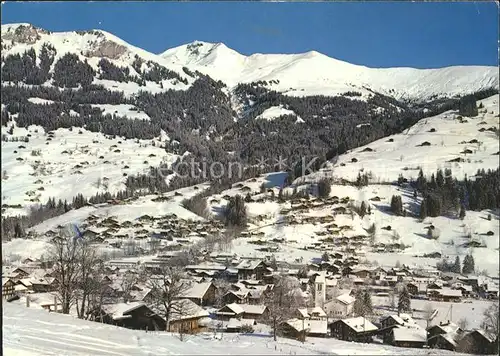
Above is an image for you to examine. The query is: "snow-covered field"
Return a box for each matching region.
[256,106,304,123]
[1,122,178,215]
[91,104,151,121]
[3,303,468,356]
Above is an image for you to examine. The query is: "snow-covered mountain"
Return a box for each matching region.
[1,23,193,96]
[2,23,498,101]
[161,40,499,101]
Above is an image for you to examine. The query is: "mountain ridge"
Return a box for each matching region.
[2,22,498,101]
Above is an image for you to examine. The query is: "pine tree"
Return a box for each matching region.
[398,287,411,315]
[417,169,426,191]
[359,201,367,218]
[459,204,466,220]
[317,178,331,198]
[353,289,366,316]
[462,255,475,274]
[452,256,461,273]
[363,291,373,315]
[436,169,445,188]
[419,199,428,220]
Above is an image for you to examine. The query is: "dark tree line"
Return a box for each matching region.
[224,195,247,227]
[417,168,500,218]
[1,44,55,84]
[53,53,96,88]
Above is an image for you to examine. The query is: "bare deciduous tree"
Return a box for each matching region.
[423,303,435,328]
[266,275,305,341]
[49,235,81,314]
[120,272,139,303]
[75,241,106,319]
[457,317,469,331]
[146,265,190,332]
[480,302,499,336]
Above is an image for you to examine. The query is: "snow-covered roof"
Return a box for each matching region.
[235,260,264,270]
[341,316,378,333]
[221,303,267,316]
[392,327,426,342]
[185,263,226,271]
[438,288,462,297]
[180,281,213,299]
[101,302,146,320]
[286,318,328,334]
[170,299,210,321]
[336,293,355,305]
[297,307,327,319]
[227,318,255,329]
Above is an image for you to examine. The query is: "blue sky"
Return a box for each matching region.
[1,1,498,68]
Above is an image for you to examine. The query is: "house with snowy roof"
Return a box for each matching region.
[457,329,498,355]
[168,299,211,334]
[379,313,426,348]
[323,292,355,319]
[215,303,269,322]
[426,321,464,351]
[178,281,216,306]
[97,301,165,331]
[330,316,378,343]
[282,318,328,340]
[235,259,268,280]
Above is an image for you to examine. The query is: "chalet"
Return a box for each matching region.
[324,293,355,319]
[389,327,426,348]
[168,299,211,334]
[15,279,34,293]
[215,303,269,322]
[2,278,16,299]
[282,318,328,340]
[428,288,462,302]
[407,282,428,296]
[457,329,498,355]
[179,281,216,306]
[235,260,268,280]
[352,267,374,279]
[9,267,30,280]
[454,284,473,297]
[427,321,463,351]
[97,302,165,331]
[225,318,256,333]
[223,290,248,304]
[330,316,378,343]
[30,277,58,293]
[302,306,329,320]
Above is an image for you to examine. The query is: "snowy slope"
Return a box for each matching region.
[1,123,178,215]
[255,105,304,123]
[161,41,498,100]
[297,94,500,184]
[3,303,466,356]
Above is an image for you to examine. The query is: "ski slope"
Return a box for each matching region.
[3,303,467,356]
